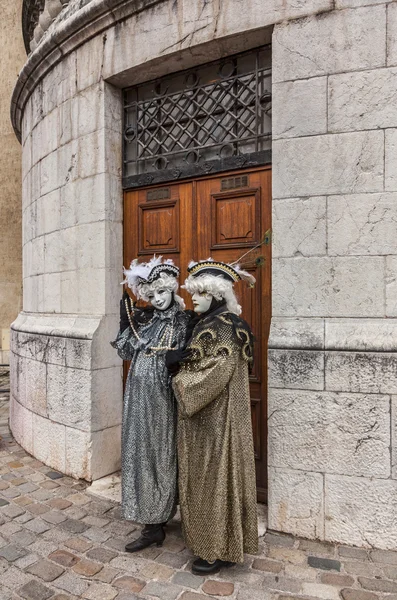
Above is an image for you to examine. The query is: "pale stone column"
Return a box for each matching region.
[269,3,397,549]
[10,47,124,480]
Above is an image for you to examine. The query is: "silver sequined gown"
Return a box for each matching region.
[111,304,189,524]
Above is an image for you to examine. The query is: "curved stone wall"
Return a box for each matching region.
[10,0,397,549]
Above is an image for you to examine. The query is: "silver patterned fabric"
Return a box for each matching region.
[111,303,189,524]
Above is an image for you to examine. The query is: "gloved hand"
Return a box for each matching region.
[165,347,192,375]
[119,291,133,332]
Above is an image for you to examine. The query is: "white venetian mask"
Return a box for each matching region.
[191,291,213,314]
[147,288,173,311]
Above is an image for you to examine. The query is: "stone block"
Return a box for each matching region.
[269,318,324,350]
[273,131,384,198]
[114,576,146,592]
[76,35,106,92]
[10,350,26,405]
[172,571,204,589]
[72,86,103,138]
[41,273,61,313]
[36,189,61,237]
[73,558,103,576]
[388,3,397,67]
[26,558,65,581]
[340,590,377,600]
[328,192,397,257]
[385,129,397,191]
[18,580,54,600]
[104,83,122,134]
[268,389,390,477]
[141,581,181,600]
[273,197,326,258]
[22,133,32,180]
[61,268,107,314]
[92,367,122,431]
[93,315,122,370]
[77,130,106,179]
[301,583,340,600]
[321,573,354,587]
[273,6,386,83]
[268,467,324,539]
[307,556,341,571]
[57,139,78,185]
[338,0,392,4]
[82,583,118,600]
[47,364,91,431]
[64,337,92,370]
[329,67,397,133]
[269,349,324,390]
[69,449,94,489]
[40,151,59,196]
[273,256,384,318]
[273,77,327,139]
[22,99,33,144]
[58,99,73,146]
[202,580,234,596]
[25,358,47,416]
[32,109,58,165]
[53,571,89,596]
[91,425,121,480]
[325,474,397,549]
[386,256,397,317]
[32,413,66,474]
[55,52,78,106]
[393,396,397,479]
[325,318,397,352]
[325,351,397,394]
[30,235,45,277]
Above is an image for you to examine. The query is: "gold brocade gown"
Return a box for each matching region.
[173,309,258,564]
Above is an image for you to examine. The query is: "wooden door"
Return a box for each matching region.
[124,167,271,501]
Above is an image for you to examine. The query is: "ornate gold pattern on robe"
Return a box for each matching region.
[173,311,258,563]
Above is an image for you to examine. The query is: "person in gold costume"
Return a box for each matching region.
[169,259,258,576]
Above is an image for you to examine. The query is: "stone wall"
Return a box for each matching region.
[269,3,397,550]
[9,0,397,548]
[0,0,25,363]
[11,72,123,479]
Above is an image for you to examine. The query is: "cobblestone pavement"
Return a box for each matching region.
[1,385,397,600]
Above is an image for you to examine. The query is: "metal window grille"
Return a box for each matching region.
[123,47,271,188]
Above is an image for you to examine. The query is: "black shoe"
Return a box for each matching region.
[191,557,236,575]
[125,523,165,553]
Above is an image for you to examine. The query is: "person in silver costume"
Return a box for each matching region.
[111,256,191,552]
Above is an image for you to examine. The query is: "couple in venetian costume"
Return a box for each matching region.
[111,255,258,575]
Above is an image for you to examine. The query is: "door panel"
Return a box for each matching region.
[195,169,271,500]
[124,167,271,501]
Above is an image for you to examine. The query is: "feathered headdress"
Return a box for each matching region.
[123,255,180,297]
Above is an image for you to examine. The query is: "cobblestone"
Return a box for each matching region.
[26,558,65,581]
[1,392,397,600]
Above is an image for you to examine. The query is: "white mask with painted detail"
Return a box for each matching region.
[147,289,173,311]
[192,291,213,314]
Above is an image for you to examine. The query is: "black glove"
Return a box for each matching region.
[165,347,192,375]
[119,291,133,332]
